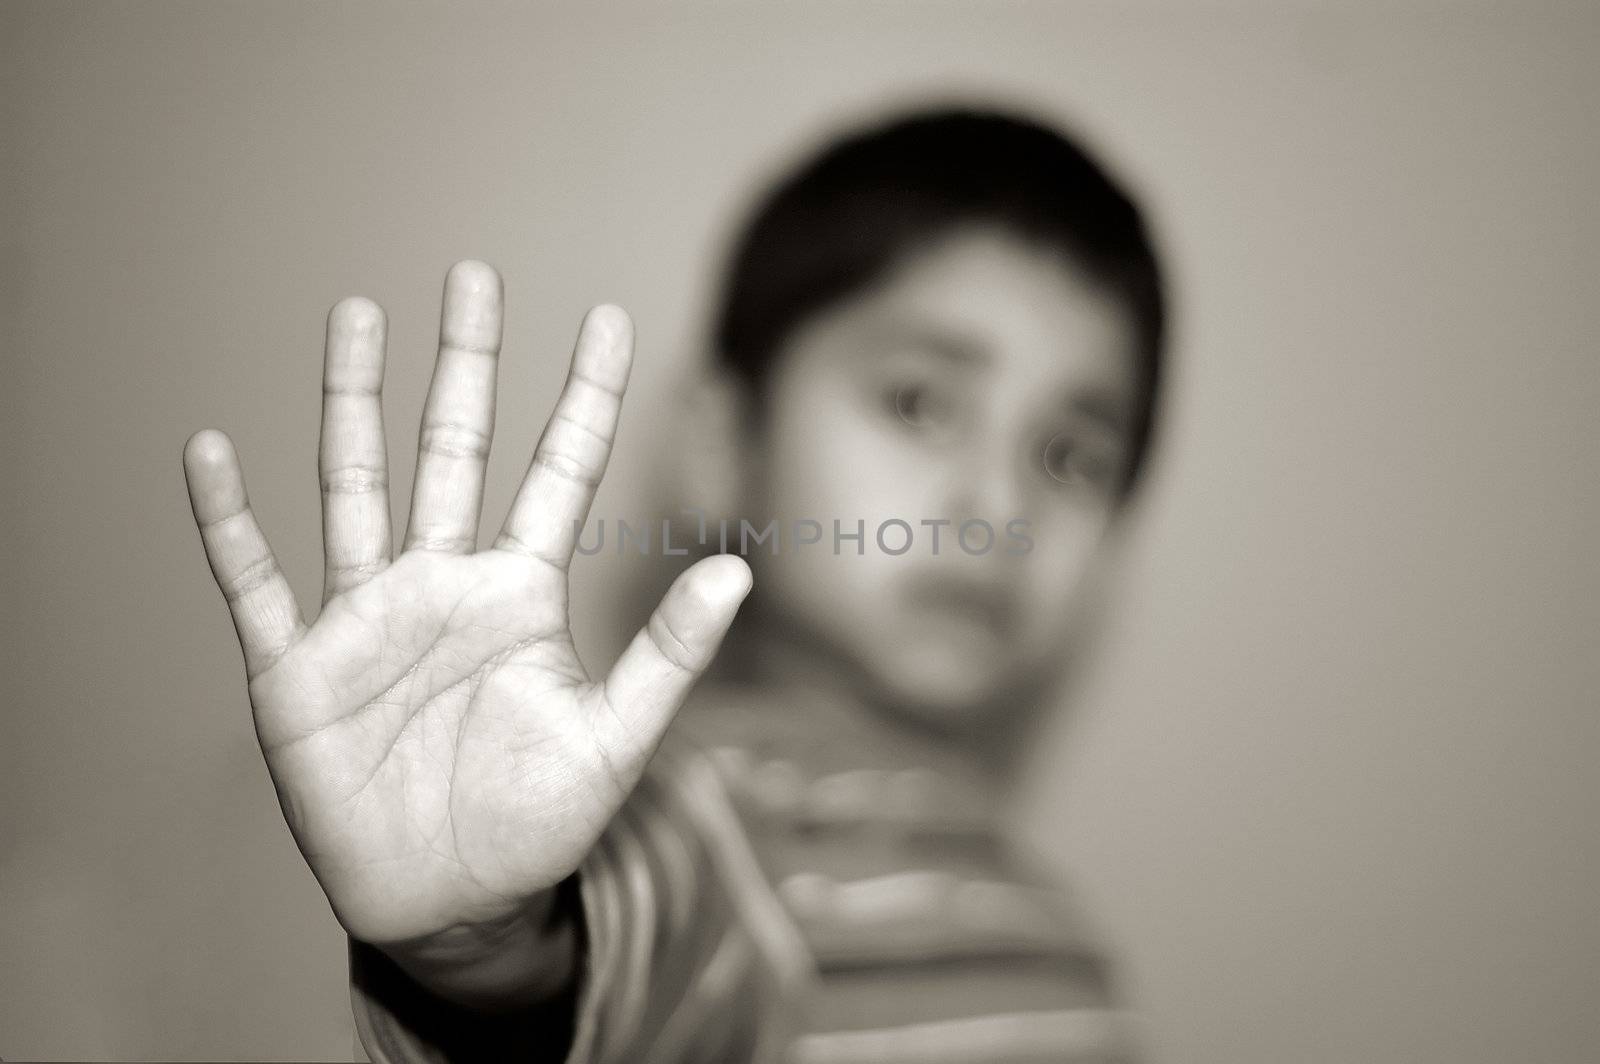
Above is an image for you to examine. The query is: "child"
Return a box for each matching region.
[183,106,1165,1063]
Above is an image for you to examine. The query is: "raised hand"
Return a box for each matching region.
[183,262,749,999]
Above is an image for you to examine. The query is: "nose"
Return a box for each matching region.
[942,433,1027,533]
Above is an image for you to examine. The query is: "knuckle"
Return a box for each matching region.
[320,464,388,495]
[440,335,502,358]
[322,381,382,397]
[569,366,625,402]
[647,611,701,674]
[550,408,610,449]
[420,421,492,460]
[221,554,280,603]
[408,531,475,553]
[532,449,600,488]
[325,558,384,580]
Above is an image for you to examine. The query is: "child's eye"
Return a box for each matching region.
[1042,431,1117,492]
[889,383,958,435]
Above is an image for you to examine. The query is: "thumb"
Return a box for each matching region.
[593,554,751,756]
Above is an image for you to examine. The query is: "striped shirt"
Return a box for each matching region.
[349,684,1140,1063]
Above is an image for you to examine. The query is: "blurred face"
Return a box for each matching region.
[736,225,1141,730]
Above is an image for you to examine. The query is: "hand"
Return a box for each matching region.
[183,261,750,1001]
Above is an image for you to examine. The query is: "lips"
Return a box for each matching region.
[899,573,1019,638]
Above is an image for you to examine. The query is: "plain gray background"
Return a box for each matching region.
[2,2,1596,1061]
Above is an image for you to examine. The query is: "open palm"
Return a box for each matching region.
[183,261,749,952]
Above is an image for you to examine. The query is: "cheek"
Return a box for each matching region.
[757,382,937,529]
[746,386,938,635]
[1011,507,1111,647]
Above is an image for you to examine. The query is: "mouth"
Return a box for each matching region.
[900,575,1018,640]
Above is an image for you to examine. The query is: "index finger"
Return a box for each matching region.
[493,304,632,569]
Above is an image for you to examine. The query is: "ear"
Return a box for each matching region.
[667,366,755,526]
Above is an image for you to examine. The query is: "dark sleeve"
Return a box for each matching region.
[347,738,814,1064]
[347,874,582,1063]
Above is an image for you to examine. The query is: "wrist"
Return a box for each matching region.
[373,883,580,1013]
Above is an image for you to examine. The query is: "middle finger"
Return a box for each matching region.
[403,259,504,554]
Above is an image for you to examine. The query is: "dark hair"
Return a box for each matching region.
[711,105,1167,495]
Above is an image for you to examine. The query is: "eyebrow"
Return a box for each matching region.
[872,321,992,366]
